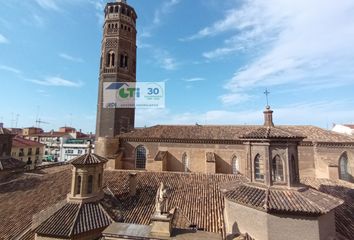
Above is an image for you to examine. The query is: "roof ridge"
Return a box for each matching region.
[69,203,82,237]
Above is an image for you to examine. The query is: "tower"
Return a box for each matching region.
[96,0,137,139]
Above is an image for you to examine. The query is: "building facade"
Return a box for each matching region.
[11,136,45,169]
[60,138,94,162]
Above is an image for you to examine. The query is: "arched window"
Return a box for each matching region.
[87,175,93,194]
[182,153,189,172]
[135,145,147,169]
[339,153,350,181]
[254,154,264,180]
[272,155,284,182]
[232,155,239,174]
[115,6,118,13]
[109,7,113,13]
[291,155,298,182]
[76,176,81,195]
[120,54,128,68]
[107,51,115,68]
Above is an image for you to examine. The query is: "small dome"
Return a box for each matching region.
[70,153,108,166]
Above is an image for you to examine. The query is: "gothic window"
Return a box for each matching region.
[232,155,239,174]
[87,175,93,194]
[339,153,351,181]
[291,155,298,182]
[107,51,115,68]
[272,155,284,182]
[120,54,128,68]
[115,23,118,29]
[76,176,81,194]
[182,153,189,172]
[122,8,126,15]
[115,6,118,13]
[254,154,264,180]
[135,145,147,169]
[109,7,113,13]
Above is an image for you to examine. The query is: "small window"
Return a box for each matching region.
[272,155,284,182]
[232,155,239,174]
[254,154,264,180]
[87,175,93,194]
[98,173,102,188]
[339,153,351,181]
[182,153,189,172]
[109,7,113,13]
[76,176,81,194]
[135,145,147,169]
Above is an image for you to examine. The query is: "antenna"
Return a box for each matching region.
[35,118,49,128]
[15,114,19,128]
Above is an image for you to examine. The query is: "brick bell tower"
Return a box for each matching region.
[95,0,137,158]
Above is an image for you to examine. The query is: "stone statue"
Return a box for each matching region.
[155,182,169,215]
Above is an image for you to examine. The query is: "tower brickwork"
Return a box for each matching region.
[96,0,137,139]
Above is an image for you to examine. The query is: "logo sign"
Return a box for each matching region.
[103,82,165,109]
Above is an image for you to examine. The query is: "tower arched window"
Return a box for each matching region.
[272,155,284,182]
[182,153,189,172]
[76,176,81,195]
[232,155,239,174]
[120,53,128,68]
[254,154,264,180]
[87,175,93,194]
[339,153,351,181]
[109,7,113,13]
[115,6,118,13]
[107,51,115,68]
[291,155,298,182]
[135,145,147,169]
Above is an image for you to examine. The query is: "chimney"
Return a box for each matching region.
[263,106,274,127]
[129,172,137,196]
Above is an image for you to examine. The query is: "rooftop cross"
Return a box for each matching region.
[264,89,270,107]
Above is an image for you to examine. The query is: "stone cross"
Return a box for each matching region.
[264,89,270,107]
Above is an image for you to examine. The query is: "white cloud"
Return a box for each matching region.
[154,0,181,25]
[183,77,205,82]
[0,65,21,74]
[187,0,354,105]
[0,34,9,44]
[35,0,60,10]
[153,49,179,70]
[27,77,83,87]
[136,101,354,128]
[219,92,252,105]
[59,53,84,63]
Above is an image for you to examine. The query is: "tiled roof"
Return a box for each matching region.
[27,132,69,137]
[0,127,12,135]
[1,166,354,240]
[225,183,343,215]
[0,157,26,171]
[70,153,108,166]
[239,127,304,139]
[119,125,354,143]
[36,203,112,237]
[12,136,45,148]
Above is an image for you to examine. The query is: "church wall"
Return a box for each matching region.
[298,145,316,178]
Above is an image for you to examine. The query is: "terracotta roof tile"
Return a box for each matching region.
[0,157,26,171]
[12,136,45,148]
[70,153,108,166]
[239,127,304,139]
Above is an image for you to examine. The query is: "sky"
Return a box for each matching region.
[0,0,354,133]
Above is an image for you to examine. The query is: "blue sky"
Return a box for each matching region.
[0,0,354,133]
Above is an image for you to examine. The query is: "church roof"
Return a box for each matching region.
[36,202,112,237]
[119,125,354,144]
[224,183,343,216]
[239,126,305,140]
[70,153,108,166]
[1,165,354,240]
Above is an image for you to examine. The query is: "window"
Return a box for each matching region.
[339,153,351,181]
[19,148,24,157]
[291,155,298,182]
[232,155,239,174]
[76,176,81,195]
[182,153,189,172]
[120,54,128,68]
[254,154,264,180]
[87,175,93,194]
[98,173,102,188]
[35,148,40,155]
[106,51,115,68]
[78,150,83,155]
[28,148,32,156]
[135,145,147,169]
[272,155,284,182]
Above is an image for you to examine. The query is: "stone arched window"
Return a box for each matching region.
[120,53,128,68]
[232,155,239,174]
[106,51,115,68]
[254,154,264,180]
[87,175,93,194]
[291,155,298,182]
[272,155,284,182]
[339,152,351,181]
[135,145,147,169]
[76,176,81,195]
[182,153,189,172]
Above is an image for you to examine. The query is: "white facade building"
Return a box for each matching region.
[60,139,94,162]
[332,124,354,136]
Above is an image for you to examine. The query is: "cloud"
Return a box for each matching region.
[59,53,84,63]
[35,0,60,10]
[187,0,354,105]
[0,34,9,44]
[0,65,21,74]
[27,77,83,87]
[153,49,179,70]
[183,77,206,82]
[136,101,354,128]
[219,92,252,105]
[154,0,181,25]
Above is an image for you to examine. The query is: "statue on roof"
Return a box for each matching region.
[155,182,169,215]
